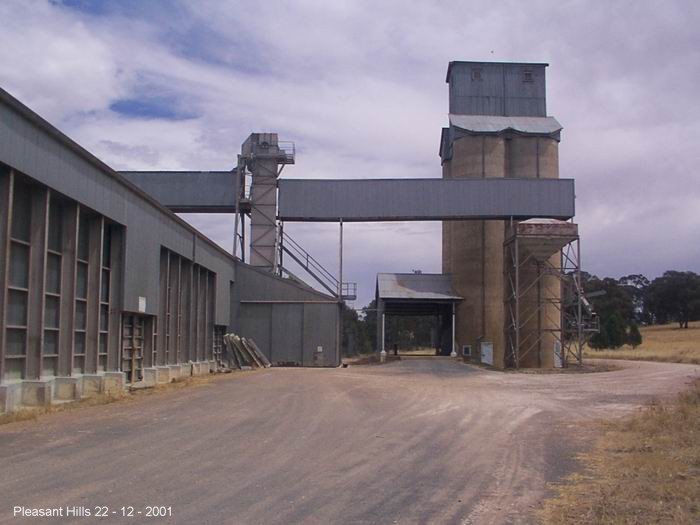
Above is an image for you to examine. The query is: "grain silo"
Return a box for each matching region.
[440,61,564,368]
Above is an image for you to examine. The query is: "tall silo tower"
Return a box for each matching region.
[439,61,563,368]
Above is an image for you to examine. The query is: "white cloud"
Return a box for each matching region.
[0,0,698,306]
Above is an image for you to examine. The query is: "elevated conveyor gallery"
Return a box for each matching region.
[121,173,576,222]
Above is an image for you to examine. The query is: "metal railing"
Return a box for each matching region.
[279,229,356,300]
[277,141,296,164]
[341,282,358,301]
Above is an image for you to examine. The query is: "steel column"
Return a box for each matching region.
[380,312,386,362]
[26,187,49,379]
[450,302,457,357]
[0,169,12,382]
[85,215,104,374]
[576,238,583,364]
[58,202,78,376]
[106,227,123,371]
[233,155,242,258]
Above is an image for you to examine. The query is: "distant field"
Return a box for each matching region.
[584,321,700,364]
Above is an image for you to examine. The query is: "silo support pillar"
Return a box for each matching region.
[380,313,386,363]
[450,303,457,357]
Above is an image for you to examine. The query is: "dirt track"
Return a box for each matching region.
[1,358,698,525]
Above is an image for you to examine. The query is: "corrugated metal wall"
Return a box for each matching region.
[447,62,547,117]
[232,263,340,367]
[278,178,575,221]
[120,171,239,212]
[0,90,235,324]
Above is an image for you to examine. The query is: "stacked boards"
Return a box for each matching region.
[222,334,272,370]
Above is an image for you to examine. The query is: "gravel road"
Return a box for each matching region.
[1,357,697,525]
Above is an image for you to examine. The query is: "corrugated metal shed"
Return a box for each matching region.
[377,273,462,301]
[278,178,575,221]
[449,114,562,136]
[232,262,340,367]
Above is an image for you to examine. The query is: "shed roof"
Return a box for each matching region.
[377,273,462,301]
[449,114,562,135]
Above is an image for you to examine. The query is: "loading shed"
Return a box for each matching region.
[376,273,462,357]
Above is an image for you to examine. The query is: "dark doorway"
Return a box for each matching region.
[376,273,462,357]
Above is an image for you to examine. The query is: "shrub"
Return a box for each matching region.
[627,321,642,348]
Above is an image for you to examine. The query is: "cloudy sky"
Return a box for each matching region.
[1,0,698,306]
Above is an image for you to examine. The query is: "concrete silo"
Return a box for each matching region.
[440,62,564,368]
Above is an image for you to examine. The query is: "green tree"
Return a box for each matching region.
[589,321,609,350]
[361,299,378,352]
[583,274,636,348]
[341,303,375,357]
[583,276,635,324]
[627,321,642,348]
[605,312,626,349]
[647,271,700,328]
[618,274,651,324]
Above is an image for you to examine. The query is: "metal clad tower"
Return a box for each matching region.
[240,133,294,272]
[440,61,563,368]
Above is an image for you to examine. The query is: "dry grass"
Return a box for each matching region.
[539,379,700,524]
[509,362,620,374]
[0,390,129,426]
[584,321,700,364]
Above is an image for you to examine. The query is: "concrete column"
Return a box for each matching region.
[441,161,452,276]
[508,137,539,178]
[540,138,561,368]
[482,138,506,368]
[57,203,78,377]
[26,187,49,380]
[448,136,505,367]
[0,169,12,383]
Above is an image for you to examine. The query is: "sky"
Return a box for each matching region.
[1,0,698,307]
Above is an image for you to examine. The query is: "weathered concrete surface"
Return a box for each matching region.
[0,358,698,525]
